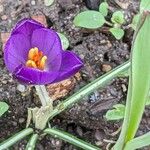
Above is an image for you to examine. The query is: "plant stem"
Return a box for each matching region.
[0,128,33,150]
[105,21,113,26]
[35,85,53,109]
[44,128,101,150]
[47,61,130,120]
[25,134,38,150]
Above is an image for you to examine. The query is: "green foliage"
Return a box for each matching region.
[124,132,150,150]
[0,101,9,117]
[114,12,150,149]
[140,0,150,12]
[73,11,105,29]
[57,33,69,50]
[130,14,140,30]
[44,0,54,6]
[109,27,124,39]
[44,128,101,150]
[99,2,109,17]
[111,11,125,25]
[105,104,125,121]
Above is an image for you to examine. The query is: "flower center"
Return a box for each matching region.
[26,47,47,70]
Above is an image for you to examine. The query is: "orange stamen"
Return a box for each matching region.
[26,47,47,70]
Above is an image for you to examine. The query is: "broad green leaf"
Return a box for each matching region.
[105,104,125,121]
[99,2,109,16]
[73,11,105,29]
[130,14,140,30]
[109,28,124,39]
[0,102,9,117]
[111,11,125,24]
[44,0,54,6]
[57,33,69,50]
[124,132,150,150]
[140,0,150,12]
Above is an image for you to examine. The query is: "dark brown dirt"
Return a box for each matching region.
[0,0,150,150]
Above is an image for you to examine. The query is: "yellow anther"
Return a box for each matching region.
[28,47,39,60]
[39,56,47,70]
[26,60,37,68]
[26,47,47,70]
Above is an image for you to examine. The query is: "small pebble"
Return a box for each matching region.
[19,118,25,123]
[76,126,83,137]
[0,5,4,13]
[31,0,36,5]
[1,15,7,20]
[102,64,112,72]
[17,84,26,92]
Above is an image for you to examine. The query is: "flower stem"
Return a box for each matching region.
[47,61,130,121]
[44,128,101,150]
[35,85,53,109]
[0,128,33,150]
[25,134,38,150]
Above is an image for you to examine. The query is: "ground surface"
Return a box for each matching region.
[0,0,150,149]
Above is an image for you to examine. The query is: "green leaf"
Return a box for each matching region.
[109,28,124,39]
[0,128,33,150]
[44,128,101,150]
[0,102,9,117]
[111,11,125,24]
[73,11,105,29]
[124,132,150,150]
[114,12,150,150]
[140,0,150,12]
[57,33,69,50]
[105,104,125,121]
[99,2,109,16]
[44,0,54,6]
[130,14,140,30]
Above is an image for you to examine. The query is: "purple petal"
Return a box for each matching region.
[4,33,30,73]
[14,65,59,85]
[31,28,62,71]
[11,18,44,39]
[53,51,83,83]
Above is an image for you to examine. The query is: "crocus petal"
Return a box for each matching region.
[53,51,83,83]
[14,65,59,85]
[4,33,30,73]
[11,18,44,39]
[31,28,62,71]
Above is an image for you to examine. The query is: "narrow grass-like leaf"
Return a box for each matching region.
[25,134,38,150]
[73,11,105,29]
[44,128,101,150]
[0,128,33,149]
[124,132,150,150]
[0,101,9,117]
[114,12,150,150]
[140,0,150,12]
[47,61,130,121]
[131,14,140,30]
[125,12,150,142]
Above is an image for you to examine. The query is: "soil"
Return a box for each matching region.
[0,0,150,150]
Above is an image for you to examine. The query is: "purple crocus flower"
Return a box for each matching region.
[4,19,83,85]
